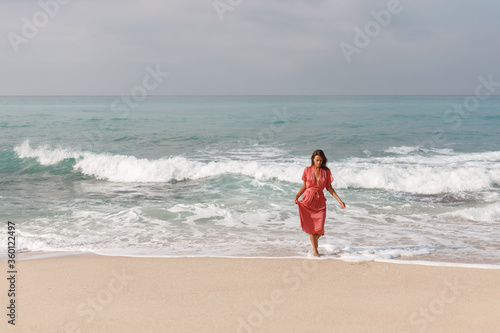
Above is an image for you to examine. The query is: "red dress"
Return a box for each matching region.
[298,166,334,235]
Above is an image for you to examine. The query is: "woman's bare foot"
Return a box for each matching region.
[313,250,320,257]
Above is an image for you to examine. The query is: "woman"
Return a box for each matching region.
[294,150,345,256]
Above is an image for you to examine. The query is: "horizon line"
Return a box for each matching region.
[1,93,498,97]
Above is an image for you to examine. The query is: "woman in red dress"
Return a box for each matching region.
[294,150,346,256]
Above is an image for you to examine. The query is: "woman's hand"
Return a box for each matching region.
[339,201,346,209]
[295,183,306,205]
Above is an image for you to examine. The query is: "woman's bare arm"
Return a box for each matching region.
[326,185,346,209]
[294,182,306,204]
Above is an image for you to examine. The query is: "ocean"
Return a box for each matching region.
[1,95,499,266]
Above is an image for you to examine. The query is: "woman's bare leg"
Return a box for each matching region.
[315,234,321,254]
[309,233,320,256]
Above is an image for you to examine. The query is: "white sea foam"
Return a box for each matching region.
[384,146,455,155]
[14,140,301,183]
[384,146,421,155]
[335,245,433,262]
[337,161,500,194]
[444,202,500,222]
[2,199,499,266]
[336,149,500,194]
[14,140,81,165]
[13,141,500,194]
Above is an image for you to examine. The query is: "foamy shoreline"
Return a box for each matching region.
[5,138,500,265]
[3,250,500,270]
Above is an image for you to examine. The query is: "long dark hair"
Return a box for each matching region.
[310,149,329,170]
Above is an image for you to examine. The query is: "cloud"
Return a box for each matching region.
[0,0,499,95]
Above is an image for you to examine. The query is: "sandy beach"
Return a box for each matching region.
[1,256,500,333]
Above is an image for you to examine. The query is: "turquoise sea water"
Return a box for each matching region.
[1,95,499,265]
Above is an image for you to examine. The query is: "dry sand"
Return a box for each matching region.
[1,256,500,332]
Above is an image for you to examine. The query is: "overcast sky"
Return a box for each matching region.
[1,0,499,95]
